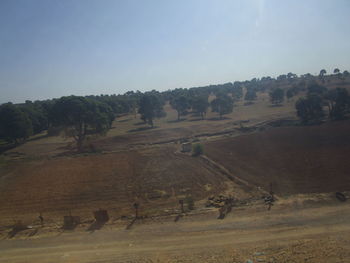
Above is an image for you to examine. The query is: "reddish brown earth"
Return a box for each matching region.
[0,146,250,225]
[205,120,350,195]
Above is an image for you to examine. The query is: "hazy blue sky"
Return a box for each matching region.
[1,0,350,103]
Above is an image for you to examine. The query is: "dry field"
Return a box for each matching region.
[0,145,256,226]
[205,119,350,195]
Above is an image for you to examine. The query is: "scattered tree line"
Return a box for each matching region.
[1,68,349,151]
[295,82,350,124]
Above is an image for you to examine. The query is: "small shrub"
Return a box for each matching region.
[185,195,195,210]
[192,143,204,156]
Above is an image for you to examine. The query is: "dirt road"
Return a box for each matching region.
[0,200,349,263]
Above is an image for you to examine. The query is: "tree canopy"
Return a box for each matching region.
[138,94,166,127]
[0,103,33,143]
[211,93,234,119]
[50,96,114,151]
[295,94,325,124]
[269,88,284,105]
[170,95,190,120]
[191,95,209,119]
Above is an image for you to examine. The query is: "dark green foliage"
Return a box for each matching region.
[319,69,327,83]
[231,82,243,99]
[0,103,33,143]
[269,88,284,105]
[50,96,113,151]
[138,94,166,127]
[211,93,233,119]
[307,82,327,96]
[192,143,204,156]
[19,100,49,134]
[244,88,257,101]
[286,88,294,100]
[319,69,327,76]
[191,95,209,119]
[295,94,325,124]
[170,95,190,120]
[324,88,350,120]
[287,72,298,81]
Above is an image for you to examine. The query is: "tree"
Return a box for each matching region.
[319,69,327,76]
[324,88,350,120]
[286,88,294,101]
[277,74,287,82]
[0,103,33,143]
[334,68,340,74]
[232,82,243,100]
[138,94,166,127]
[20,100,48,134]
[287,72,297,82]
[191,95,209,119]
[269,88,284,105]
[50,96,113,152]
[319,69,327,83]
[211,93,233,119]
[192,143,204,156]
[170,95,189,120]
[295,94,324,124]
[244,88,257,102]
[307,82,327,96]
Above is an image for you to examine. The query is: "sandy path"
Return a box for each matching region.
[0,201,349,262]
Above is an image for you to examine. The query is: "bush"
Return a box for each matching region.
[185,195,195,210]
[192,143,204,156]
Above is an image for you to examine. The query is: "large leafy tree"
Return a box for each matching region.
[191,95,209,120]
[211,93,233,119]
[170,95,190,121]
[50,96,113,151]
[286,88,295,101]
[324,88,350,120]
[269,88,284,105]
[138,94,165,127]
[19,100,48,134]
[0,103,33,143]
[295,94,324,124]
[244,88,257,102]
[319,69,327,83]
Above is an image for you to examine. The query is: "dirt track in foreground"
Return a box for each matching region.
[0,198,349,263]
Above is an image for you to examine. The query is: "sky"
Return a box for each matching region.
[0,0,350,103]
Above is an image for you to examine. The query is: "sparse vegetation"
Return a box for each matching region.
[192,143,204,156]
[185,195,195,211]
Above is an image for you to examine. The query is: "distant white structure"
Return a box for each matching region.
[182,142,192,152]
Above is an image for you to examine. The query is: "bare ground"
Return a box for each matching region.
[205,120,350,195]
[0,196,349,263]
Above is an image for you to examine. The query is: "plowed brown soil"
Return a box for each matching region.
[0,146,251,225]
[205,120,350,195]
